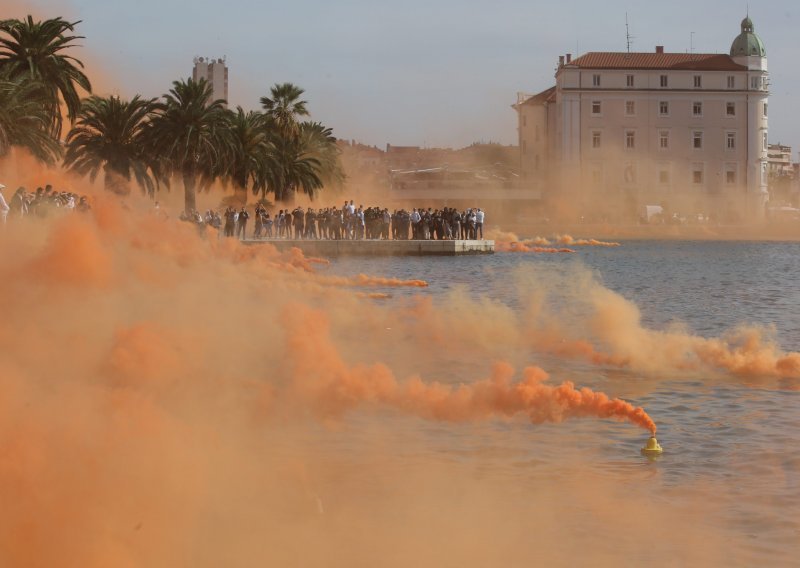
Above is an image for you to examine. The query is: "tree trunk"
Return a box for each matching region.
[104,166,130,196]
[233,184,248,206]
[233,169,248,206]
[182,170,197,213]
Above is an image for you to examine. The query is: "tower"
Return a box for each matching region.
[730,16,769,215]
[192,56,229,107]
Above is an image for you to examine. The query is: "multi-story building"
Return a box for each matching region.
[515,17,769,220]
[192,56,228,106]
[767,144,793,178]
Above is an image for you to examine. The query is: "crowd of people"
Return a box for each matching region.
[181,200,486,241]
[0,183,91,224]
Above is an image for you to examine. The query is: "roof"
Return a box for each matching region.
[520,86,556,106]
[730,17,766,57]
[566,52,747,71]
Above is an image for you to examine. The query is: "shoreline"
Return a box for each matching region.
[242,238,495,256]
[501,223,800,242]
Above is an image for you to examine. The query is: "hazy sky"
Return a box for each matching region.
[11,1,800,152]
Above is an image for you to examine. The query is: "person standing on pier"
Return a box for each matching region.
[237,207,249,240]
[292,207,305,239]
[306,208,317,239]
[475,208,484,239]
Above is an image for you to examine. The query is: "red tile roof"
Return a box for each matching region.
[567,52,747,71]
[520,86,556,106]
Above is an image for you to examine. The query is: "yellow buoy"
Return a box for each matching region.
[641,436,663,456]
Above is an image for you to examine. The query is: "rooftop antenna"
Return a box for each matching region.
[625,13,635,53]
[690,31,695,54]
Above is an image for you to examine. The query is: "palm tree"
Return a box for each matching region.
[263,130,324,202]
[0,16,92,137]
[298,121,345,190]
[0,69,62,163]
[260,82,308,138]
[141,78,233,213]
[63,94,158,196]
[226,106,278,205]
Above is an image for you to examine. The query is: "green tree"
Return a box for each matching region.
[226,106,277,205]
[0,16,92,137]
[142,78,233,213]
[258,83,345,202]
[260,82,308,138]
[298,121,345,190]
[264,130,323,202]
[63,94,157,196]
[0,69,61,163]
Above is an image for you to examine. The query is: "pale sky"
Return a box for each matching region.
[10,0,800,153]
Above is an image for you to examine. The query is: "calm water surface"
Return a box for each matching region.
[317,241,800,565]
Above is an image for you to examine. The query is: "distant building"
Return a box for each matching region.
[192,56,228,106]
[767,144,793,177]
[515,16,770,221]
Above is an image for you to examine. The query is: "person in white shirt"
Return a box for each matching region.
[410,208,421,239]
[0,184,9,225]
[475,208,484,239]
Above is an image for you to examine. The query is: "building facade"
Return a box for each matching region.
[192,56,229,106]
[515,17,769,221]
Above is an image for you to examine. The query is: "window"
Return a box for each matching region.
[726,102,736,116]
[694,75,702,88]
[522,140,527,154]
[592,74,601,87]
[726,132,736,150]
[626,74,634,87]
[693,131,703,149]
[660,75,668,87]
[751,76,760,90]
[692,164,704,184]
[763,102,768,117]
[591,101,601,115]
[659,131,669,149]
[725,164,737,184]
[625,100,636,115]
[693,102,703,116]
[659,170,670,184]
[625,131,635,149]
[659,101,669,116]
[727,76,735,89]
[623,163,636,183]
[763,132,768,151]
[592,131,601,148]
[522,115,527,127]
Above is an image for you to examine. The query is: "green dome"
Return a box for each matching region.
[730,16,766,57]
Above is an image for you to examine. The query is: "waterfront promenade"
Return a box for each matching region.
[242,238,494,256]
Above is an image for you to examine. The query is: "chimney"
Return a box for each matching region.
[559,55,565,67]
[566,53,572,63]
[655,45,664,54]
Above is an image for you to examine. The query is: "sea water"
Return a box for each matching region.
[312,240,800,566]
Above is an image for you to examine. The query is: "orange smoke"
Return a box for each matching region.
[531,276,800,383]
[555,235,621,247]
[356,292,393,299]
[26,214,113,288]
[496,240,575,253]
[282,304,656,433]
[320,274,429,288]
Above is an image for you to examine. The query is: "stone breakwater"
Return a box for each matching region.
[242,239,495,256]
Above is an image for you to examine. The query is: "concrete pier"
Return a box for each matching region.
[241,239,494,256]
